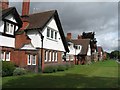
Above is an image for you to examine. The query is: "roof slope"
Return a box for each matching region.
[23,10,69,52]
[1,7,22,27]
[71,39,90,55]
[26,10,55,30]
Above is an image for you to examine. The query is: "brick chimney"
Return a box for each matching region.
[77,35,82,39]
[22,0,30,16]
[0,0,9,10]
[67,33,72,40]
[21,0,30,30]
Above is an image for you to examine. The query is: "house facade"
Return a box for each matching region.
[0,0,69,72]
[66,33,92,65]
[16,0,69,71]
[0,1,22,63]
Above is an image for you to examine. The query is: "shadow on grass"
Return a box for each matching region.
[2,73,119,89]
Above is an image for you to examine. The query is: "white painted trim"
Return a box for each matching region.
[49,51,51,62]
[27,55,31,65]
[55,52,57,62]
[45,51,48,62]
[6,52,10,61]
[52,52,54,62]
[1,51,5,61]
[32,55,36,65]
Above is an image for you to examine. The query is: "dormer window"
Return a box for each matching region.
[5,22,14,35]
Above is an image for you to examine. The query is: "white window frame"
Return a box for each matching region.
[52,52,54,62]
[45,51,48,62]
[1,51,5,61]
[66,54,69,61]
[49,51,51,62]
[62,52,65,61]
[32,55,36,65]
[55,52,57,62]
[6,22,14,35]
[27,55,31,65]
[55,32,57,40]
[70,55,74,61]
[47,28,50,37]
[6,51,10,61]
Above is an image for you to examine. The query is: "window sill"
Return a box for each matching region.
[47,37,58,42]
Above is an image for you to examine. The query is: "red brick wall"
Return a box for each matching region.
[15,32,31,49]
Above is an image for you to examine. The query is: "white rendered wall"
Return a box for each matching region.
[0,21,4,33]
[0,14,18,47]
[5,14,17,24]
[27,30,42,48]
[0,35,15,47]
[27,18,66,52]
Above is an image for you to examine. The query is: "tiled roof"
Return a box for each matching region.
[71,39,90,55]
[25,10,55,30]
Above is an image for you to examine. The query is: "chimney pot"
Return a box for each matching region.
[77,35,81,39]
[67,33,72,40]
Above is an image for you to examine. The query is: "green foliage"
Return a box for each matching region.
[110,50,120,59]
[2,60,118,88]
[43,63,74,73]
[13,68,27,76]
[57,64,67,71]
[2,61,15,77]
[43,65,56,73]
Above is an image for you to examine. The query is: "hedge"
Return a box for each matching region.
[2,61,15,77]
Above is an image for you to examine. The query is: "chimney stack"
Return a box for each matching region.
[0,0,9,10]
[67,33,72,40]
[21,0,30,30]
[77,35,82,39]
[22,0,30,16]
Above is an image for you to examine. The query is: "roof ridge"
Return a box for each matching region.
[28,10,56,16]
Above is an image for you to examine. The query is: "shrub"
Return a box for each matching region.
[57,64,66,71]
[13,68,27,76]
[2,61,15,77]
[43,65,55,73]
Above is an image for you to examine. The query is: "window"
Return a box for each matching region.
[51,30,54,38]
[27,55,31,65]
[55,52,57,62]
[47,28,50,37]
[27,55,36,65]
[52,52,54,62]
[6,51,10,61]
[45,51,48,62]
[6,22,14,35]
[47,27,57,41]
[55,32,57,39]
[49,51,51,62]
[32,55,36,65]
[66,54,69,61]
[70,55,74,61]
[10,24,14,33]
[0,51,5,61]
[62,52,65,61]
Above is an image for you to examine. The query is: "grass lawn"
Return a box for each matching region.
[2,59,119,88]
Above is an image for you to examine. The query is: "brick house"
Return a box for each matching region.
[66,33,92,65]
[0,0,69,72]
[97,46,107,61]
[17,0,69,72]
[0,1,23,63]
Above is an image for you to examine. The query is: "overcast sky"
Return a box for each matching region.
[9,1,119,53]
